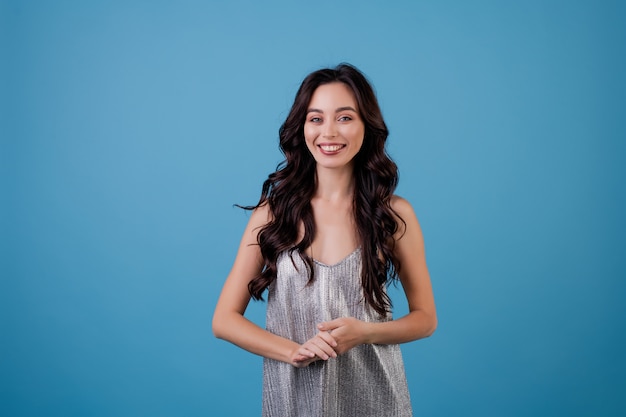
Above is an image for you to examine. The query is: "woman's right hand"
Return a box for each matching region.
[291,331,338,368]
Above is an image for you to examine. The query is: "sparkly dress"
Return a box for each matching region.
[262,248,413,417]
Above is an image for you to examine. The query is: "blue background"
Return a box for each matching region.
[2,1,625,416]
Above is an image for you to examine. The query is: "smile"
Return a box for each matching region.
[319,144,345,153]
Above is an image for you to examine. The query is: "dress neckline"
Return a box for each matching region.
[311,247,361,268]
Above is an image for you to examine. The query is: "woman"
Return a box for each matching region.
[213,63,436,417]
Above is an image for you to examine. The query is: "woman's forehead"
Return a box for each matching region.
[308,83,358,111]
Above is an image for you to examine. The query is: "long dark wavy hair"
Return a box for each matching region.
[243,63,403,316]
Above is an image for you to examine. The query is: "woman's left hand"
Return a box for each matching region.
[316,317,372,355]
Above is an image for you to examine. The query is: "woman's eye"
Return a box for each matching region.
[310,117,322,123]
[338,116,352,122]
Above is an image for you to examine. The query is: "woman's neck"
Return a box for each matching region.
[313,165,355,201]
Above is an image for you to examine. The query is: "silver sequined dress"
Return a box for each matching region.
[262,248,413,417]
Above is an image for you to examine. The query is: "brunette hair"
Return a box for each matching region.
[243,63,403,316]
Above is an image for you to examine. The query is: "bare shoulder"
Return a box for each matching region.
[390,195,421,237]
[248,203,273,228]
[239,203,273,247]
[390,195,417,219]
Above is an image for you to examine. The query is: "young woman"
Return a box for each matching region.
[213,64,437,417]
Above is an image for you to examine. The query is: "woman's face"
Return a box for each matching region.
[303,82,365,170]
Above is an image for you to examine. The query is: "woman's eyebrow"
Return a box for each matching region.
[306,106,357,114]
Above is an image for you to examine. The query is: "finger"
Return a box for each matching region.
[316,330,338,347]
[296,345,316,359]
[310,336,338,358]
[318,319,342,332]
[292,357,315,368]
[302,344,328,360]
[304,338,335,360]
[304,341,331,360]
[294,352,313,362]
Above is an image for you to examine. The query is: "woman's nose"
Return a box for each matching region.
[323,122,338,138]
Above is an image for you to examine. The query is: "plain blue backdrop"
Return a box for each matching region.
[2,1,625,416]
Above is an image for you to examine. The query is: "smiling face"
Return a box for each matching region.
[303,82,365,170]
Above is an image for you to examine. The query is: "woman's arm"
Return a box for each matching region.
[212,205,338,366]
[318,196,437,351]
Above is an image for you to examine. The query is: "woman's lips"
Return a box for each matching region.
[318,144,346,155]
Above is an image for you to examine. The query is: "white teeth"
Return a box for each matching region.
[320,145,343,152]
